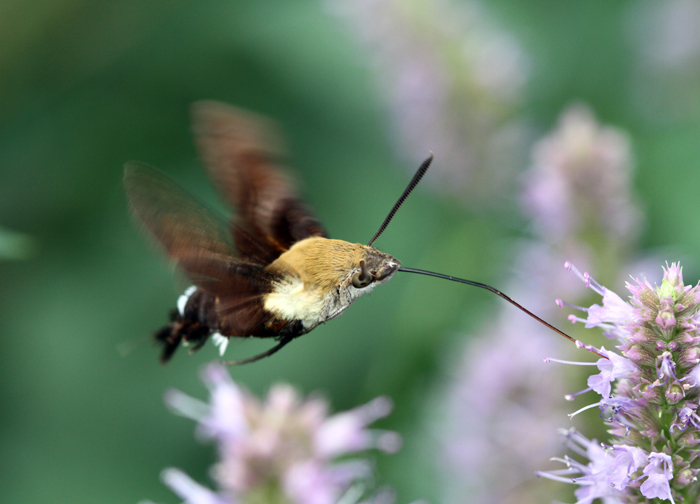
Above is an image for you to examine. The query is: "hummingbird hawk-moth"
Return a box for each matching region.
[125,102,414,364]
[125,101,601,365]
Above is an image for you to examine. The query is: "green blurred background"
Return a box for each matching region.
[2,1,700,503]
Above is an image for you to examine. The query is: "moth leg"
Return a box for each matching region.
[221,334,294,365]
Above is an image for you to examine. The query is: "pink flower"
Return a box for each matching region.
[587,349,639,399]
[159,364,399,504]
[586,290,634,329]
[607,445,648,490]
[537,430,629,503]
[640,453,675,503]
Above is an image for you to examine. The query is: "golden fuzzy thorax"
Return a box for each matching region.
[263,237,399,330]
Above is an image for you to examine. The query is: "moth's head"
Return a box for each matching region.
[351,245,401,291]
[331,243,400,305]
[280,237,399,296]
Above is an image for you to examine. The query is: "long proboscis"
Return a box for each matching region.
[368,153,433,247]
[398,267,608,360]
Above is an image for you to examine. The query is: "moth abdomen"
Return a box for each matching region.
[154,311,211,363]
[154,288,217,363]
[155,285,307,362]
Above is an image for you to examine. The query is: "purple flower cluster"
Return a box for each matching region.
[521,105,639,249]
[438,105,640,504]
[326,0,528,206]
[158,364,401,504]
[539,262,700,503]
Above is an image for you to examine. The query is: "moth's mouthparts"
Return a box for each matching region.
[375,260,401,281]
[397,266,608,360]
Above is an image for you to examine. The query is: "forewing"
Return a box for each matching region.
[125,161,248,285]
[191,101,328,253]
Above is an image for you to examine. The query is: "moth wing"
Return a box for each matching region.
[191,101,328,254]
[124,161,281,296]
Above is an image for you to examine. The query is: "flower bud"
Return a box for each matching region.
[677,431,700,449]
[679,346,700,369]
[665,382,685,404]
[623,344,655,367]
[638,380,661,402]
[675,467,697,488]
[628,328,657,344]
[660,264,684,298]
[676,330,699,345]
[655,306,676,333]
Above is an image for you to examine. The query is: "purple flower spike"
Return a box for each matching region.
[327,0,529,207]
[542,263,700,503]
[443,104,641,504]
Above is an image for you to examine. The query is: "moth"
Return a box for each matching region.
[125,101,601,365]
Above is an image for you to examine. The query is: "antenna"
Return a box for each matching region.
[398,267,608,359]
[368,153,433,247]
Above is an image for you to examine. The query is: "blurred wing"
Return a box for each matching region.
[124,161,279,292]
[191,101,328,255]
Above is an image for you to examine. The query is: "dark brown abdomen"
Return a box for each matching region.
[154,288,305,362]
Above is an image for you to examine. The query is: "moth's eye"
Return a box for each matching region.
[352,260,373,288]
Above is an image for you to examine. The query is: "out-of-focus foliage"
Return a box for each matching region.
[2,1,700,504]
[0,226,35,259]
